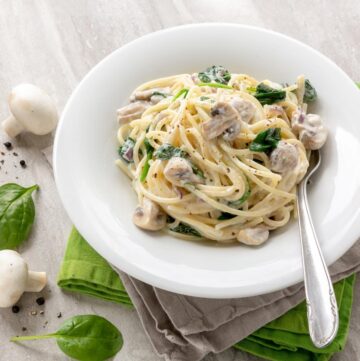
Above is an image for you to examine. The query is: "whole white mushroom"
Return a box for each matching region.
[0,250,47,308]
[2,83,58,138]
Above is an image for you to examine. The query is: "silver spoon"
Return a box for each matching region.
[297,150,339,348]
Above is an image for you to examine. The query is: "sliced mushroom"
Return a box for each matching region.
[237,226,269,246]
[270,141,299,174]
[223,121,241,141]
[202,102,241,140]
[291,108,307,135]
[117,101,149,124]
[191,73,200,84]
[291,110,327,150]
[164,157,204,186]
[299,114,327,150]
[230,97,256,123]
[264,104,289,123]
[130,87,171,104]
[133,198,166,231]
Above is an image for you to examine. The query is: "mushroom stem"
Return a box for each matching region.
[25,271,47,292]
[2,115,24,138]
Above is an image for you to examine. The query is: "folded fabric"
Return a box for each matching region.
[57,228,132,306]
[57,228,358,361]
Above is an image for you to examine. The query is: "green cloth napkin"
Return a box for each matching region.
[57,228,132,306]
[57,228,355,361]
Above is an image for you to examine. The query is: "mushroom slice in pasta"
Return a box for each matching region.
[130,87,171,104]
[202,101,242,140]
[133,198,167,231]
[270,141,299,174]
[237,226,269,246]
[230,97,256,123]
[164,157,204,186]
[291,109,327,150]
[117,101,149,124]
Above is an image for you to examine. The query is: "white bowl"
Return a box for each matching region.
[54,24,360,298]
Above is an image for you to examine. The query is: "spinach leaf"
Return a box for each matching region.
[198,82,233,89]
[218,212,236,220]
[253,83,286,105]
[0,183,39,250]
[191,163,205,179]
[166,215,175,223]
[198,65,231,85]
[118,137,135,163]
[170,222,201,237]
[229,187,251,208]
[173,88,189,101]
[11,315,123,361]
[154,144,187,160]
[249,128,281,153]
[303,79,317,103]
[140,138,154,182]
[152,91,167,98]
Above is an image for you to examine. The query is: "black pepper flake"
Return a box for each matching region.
[13,152,18,156]
[39,310,45,315]
[4,142,12,150]
[20,160,26,168]
[22,327,27,332]
[0,160,4,164]
[12,305,20,313]
[36,297,45,305]
[57,312,62,318]
[1,151,5,155]
[154,173,158,178]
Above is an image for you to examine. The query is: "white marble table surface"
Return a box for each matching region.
[0,1,360,360]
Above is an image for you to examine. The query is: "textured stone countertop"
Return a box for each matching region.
[0,1,359,360]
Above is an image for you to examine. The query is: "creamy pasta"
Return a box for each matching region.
[115,66,327,245]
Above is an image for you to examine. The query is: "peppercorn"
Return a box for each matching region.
[4,142,12,150]
[36,296,45,305]
[12,305,20,313]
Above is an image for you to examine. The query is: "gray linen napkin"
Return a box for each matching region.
[116,242,360,361]
[42,146,360,361]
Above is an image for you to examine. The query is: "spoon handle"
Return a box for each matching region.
[297,181,339,348]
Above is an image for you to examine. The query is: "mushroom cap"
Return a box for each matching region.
[0,250,28,308]
[133,198,167,231]
[9,83,58,135]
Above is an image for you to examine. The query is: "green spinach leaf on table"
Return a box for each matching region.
[11,315,123,361]
[0,183,39,250]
